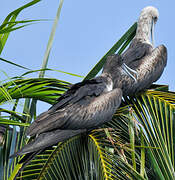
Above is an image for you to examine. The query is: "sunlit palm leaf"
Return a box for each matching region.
[88,129,132,180]
[1,1,66,179]
[123,87,175,179]
[39,0,64,78]
[0,77,70,179]
[14,106,146,179]
[0,0,41,54]
[0,118,29,126]
[20,68,83,78]
[16,137,87,180]
[0,78,70,105]
[0,77,70,127]
[0,20,40,34]
[16,128,128,179]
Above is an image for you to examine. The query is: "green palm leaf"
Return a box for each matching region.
[128,89,175,179]
[13,106,145,179]
[0,0,41,55]
[0,78,70,105]
[1,0,174,178]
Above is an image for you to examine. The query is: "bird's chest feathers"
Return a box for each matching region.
[106,81,113,92]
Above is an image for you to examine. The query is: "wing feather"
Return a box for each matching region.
[49,77,106,111]
[12,129,86,157]
[26,77,107,136]
[122,39,152,63]
[27,88,122,136]
[121,45,167,96]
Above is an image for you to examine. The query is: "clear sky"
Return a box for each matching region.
[1,0,175,113]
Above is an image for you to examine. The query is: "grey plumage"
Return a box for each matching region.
[113,6,167,96]
[11,6,167,159]
[11,55,124,157]
[121,45,167,96]
[13,129,86,157]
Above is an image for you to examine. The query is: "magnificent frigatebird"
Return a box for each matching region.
[11,54,135,157]
[114,6,167,96]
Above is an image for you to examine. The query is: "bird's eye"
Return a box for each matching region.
[153,16,158,22]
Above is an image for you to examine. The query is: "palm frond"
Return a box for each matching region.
[0,57,30,70]
[39,0,64,78]
[84,22,137,80]
[0,78,70,105]
[19,68,83,78]
[0,0,41,55]
[123,86,175,179]
[14,106,147,179]
[1,0,173,177]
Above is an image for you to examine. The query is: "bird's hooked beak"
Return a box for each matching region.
[121,63,138,82]
[151,19,155,47]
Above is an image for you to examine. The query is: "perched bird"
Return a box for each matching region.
[114,6,167,96]
[11,54,135,157]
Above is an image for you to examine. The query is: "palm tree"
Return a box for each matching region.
[1,1,175,179]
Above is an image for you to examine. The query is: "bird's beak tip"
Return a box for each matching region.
[151,20,155,47]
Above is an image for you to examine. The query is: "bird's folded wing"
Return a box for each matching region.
[26,78,106,136]
[122,40,152,63]
[49,77,106,112]
[17,89,122,156]
[60,88,123,130]
[140,44,167,82]
[26,88,122,137]
[122,45,167,96]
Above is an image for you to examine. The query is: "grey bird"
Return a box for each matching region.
[114,6,167,96]
[11,54,135,157]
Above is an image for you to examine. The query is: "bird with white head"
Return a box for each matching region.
[112,6,167,96]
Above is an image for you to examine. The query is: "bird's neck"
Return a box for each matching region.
[101,72,122,90]
[100,73,112,82]
[101,73,114,92]
[134,16,152,43]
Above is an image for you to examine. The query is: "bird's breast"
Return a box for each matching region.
[106,81,113,92]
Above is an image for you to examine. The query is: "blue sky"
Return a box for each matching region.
[1,0,175,112]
